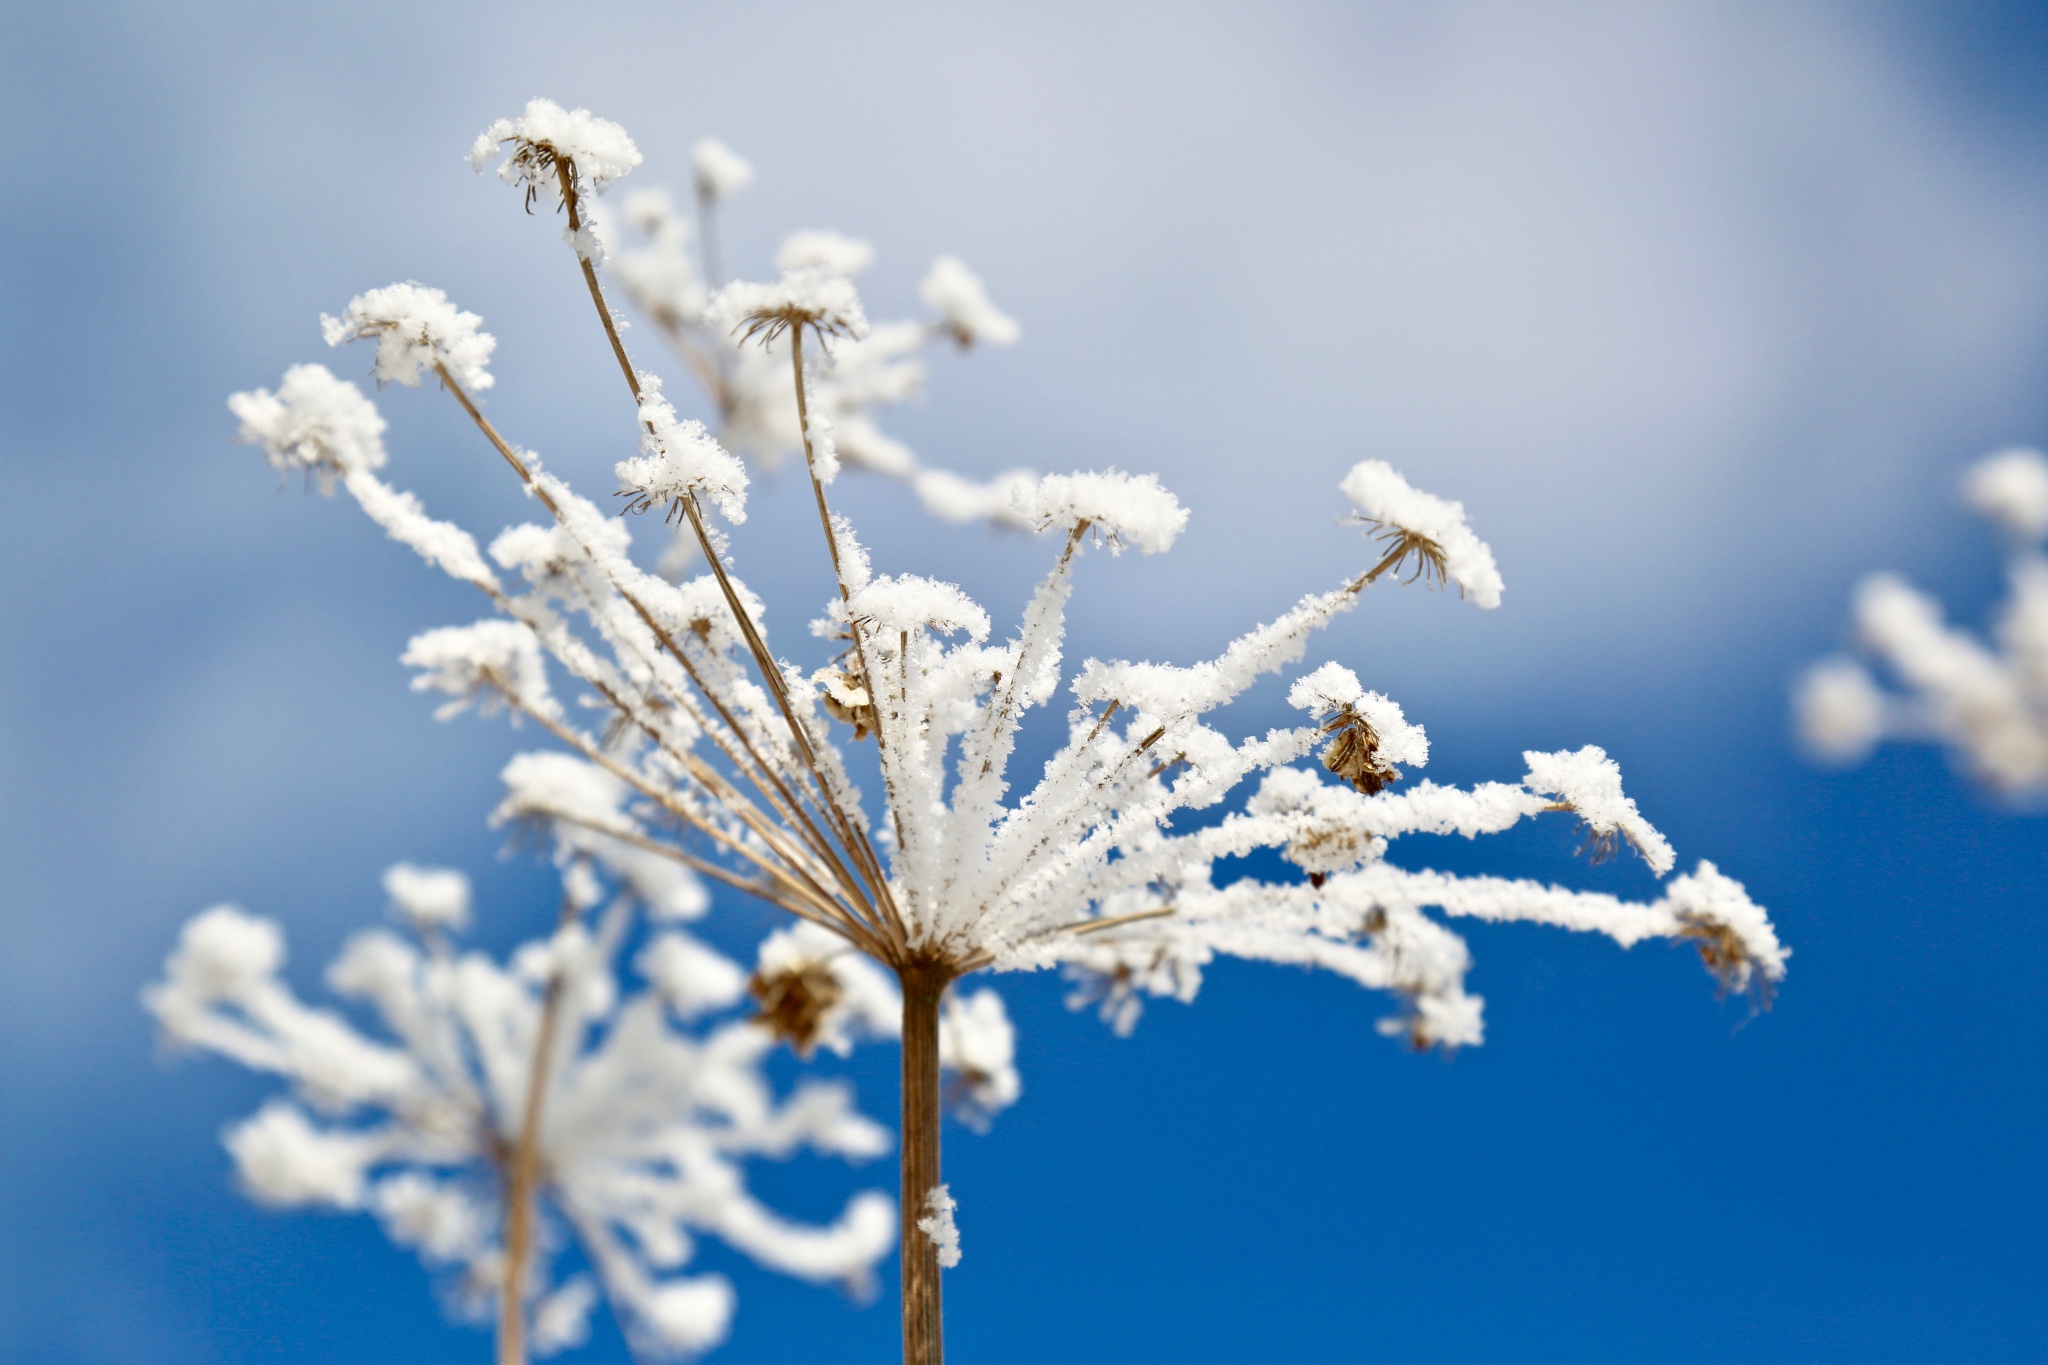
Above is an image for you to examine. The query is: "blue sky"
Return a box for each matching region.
[1,1,2044,1360]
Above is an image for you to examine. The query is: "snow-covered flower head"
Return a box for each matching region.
[615,373,750,524]
[469,98,641,210]
[401,620,556,722]
[1522,745,1675,874]
[1289,662,1429,795]
[1011,469,1189,554]
[1340,459,1504,609]
[1667,862,1790,1005]
[691,138,753,202]
[321,283,497,392]
[229,364,388,490]
[709,270,870,350]
[920,256,1020,348]
[748,922,900,1058]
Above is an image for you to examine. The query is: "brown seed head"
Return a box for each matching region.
[748,963,845,1056]
[1356,520,1452,591]
[1320,707,1404,795]
[1676,916,1775,1010]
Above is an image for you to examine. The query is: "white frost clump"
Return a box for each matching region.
[778,230,876,278]
[381,862,471,934]
[146,867,895,1358]
[1012,470,1189,553]
[1521,746,1675,875]
[1289,662,1431,772]
[401,621,555,722]
[1793,657,1888,764]
[920,256,1020,348]
[638,933,747,1018]
[469,98,642,197]
[616,373,750,523]
[1964,447,2048,541]
[321,282,497,392]
[226,1101,377,1209]
[1340,459,1504,609]
[1797,446,2048,797]
[231,106,1788,1340]
[229,363,388,487]
[917,1185,961,1269]
[692,138,753,202]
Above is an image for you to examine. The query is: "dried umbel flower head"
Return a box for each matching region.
[614,374,750,524]
[709,270,870,351]
[1522,745,1676,874]
[229,363,389,491]
[1009,469,1189,554]
[1341,459,1504,608]
[1665,862,1790,1008]
[468,98,642,212]
[320,282,497,392]
[240,98,1788,1365]
[1288,663,1429,795]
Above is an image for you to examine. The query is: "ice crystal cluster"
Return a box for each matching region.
[205,97,1789,1361]
[1796,447,2048,798]
[144,859,920,1357]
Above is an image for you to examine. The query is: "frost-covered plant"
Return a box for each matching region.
[1795,447,2048,798]
[232,99,1788,1364]
[144,857,928,1360]
[599,128,1029,549]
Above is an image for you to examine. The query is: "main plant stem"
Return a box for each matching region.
[899,962,949,1365]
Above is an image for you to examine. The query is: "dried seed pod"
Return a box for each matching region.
[1320,706,1404,795]
[747,963,845,1056]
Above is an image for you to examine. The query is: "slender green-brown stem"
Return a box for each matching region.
[898,962,951,1365]
[498,881,583,1365]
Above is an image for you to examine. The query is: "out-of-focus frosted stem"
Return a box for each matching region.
[497,888,581,1365]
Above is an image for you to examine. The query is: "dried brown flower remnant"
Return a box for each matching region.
[1676,915,1776,1010]
[814,666,877,740]
[1359,521,1452,592]
[748,962,846,1055]
[712,273,870,352]
[1320,705,1404,795]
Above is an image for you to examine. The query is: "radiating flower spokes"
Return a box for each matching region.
[224,98,1789,1364]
